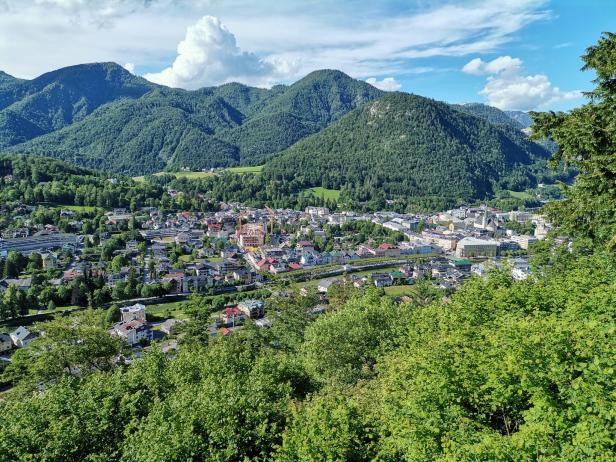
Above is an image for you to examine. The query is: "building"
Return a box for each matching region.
[41,252,58,269]
[372,273,393,287]
[222,306,244,325]
[120,303,147,322]
[237,299,265,319]
[112,319,153,345]
[0,233,78,255]
[510,235,538,250]
[317,278,340,293]
[10,326,38,348]
[0,333,12,353]
[237,223,266,249]
[160,318,181,335]
[456,237,499,258]
[421,231,459,251]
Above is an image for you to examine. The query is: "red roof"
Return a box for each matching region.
[297,240,313,247]
[288,262,303,270]
[208,223,222,231]
[378,243,396,250]
[223,307,241,316]
[257,257,277,268]
[220,327,231,336]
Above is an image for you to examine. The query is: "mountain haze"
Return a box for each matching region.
[452,103,525,130]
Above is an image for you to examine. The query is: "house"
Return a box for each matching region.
[0,277,32,292]
[448,258,472,273]
[238,299,265,319]
[120,303,147,322]
[160,318,181,335]
[113,319,153,345]
[10,326,38,348]
[511,258,531,281]
[510,235,538,250]
[41,252,58,269]
[296,240,315,252]
[222,306,245,325]
[389,271,406,285]
[125,240,139,251]
[0,333,12,353]
[317,278,338,293]
[288,262,303,271]
[372,273,393,288]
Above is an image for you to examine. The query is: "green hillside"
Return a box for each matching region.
[6,67,383,174]
[0,63,155,148]
[263,92,552,210]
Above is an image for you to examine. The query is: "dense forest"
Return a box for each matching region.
[3,68,383,174]
[260,92,568,210]
[0,33,615,462]
[0,155,222,212]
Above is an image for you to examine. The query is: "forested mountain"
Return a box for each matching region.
[6,68,383,174]
[452,102,525,129]
[263,92,552,210]
[0,63,156,147]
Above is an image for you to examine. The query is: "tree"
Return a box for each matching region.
[531,32,616,249]
[7,310,124,386]
[4,251,25,278]
[105,304,120,325]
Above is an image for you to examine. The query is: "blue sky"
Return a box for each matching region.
[0,0,613,111]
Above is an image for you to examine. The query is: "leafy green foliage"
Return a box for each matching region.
[532,32,616,249]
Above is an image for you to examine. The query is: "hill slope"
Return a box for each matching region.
[0,63,156,147]
[6,67,383,174]
[263,92,551,209]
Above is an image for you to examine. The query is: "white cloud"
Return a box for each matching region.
[28,0,156,24]
[0,0,550,84]
[366,77,401,92]
[462,55,522,75]
[143,16,294,88]
[123,62,135,73]
[463,55,582,110]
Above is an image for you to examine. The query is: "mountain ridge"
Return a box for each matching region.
[262,92,552,210]
[6,64,384,174]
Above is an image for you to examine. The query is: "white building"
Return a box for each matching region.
[456,237,499,258]
[10,326,38,348]
[113,319,152,345]
[510,234,538,250]
[120,304,147,323]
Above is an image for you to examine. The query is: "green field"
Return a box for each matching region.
[384,285,416,296]
[224,165,263,174]
[38,203,101,213]
[504,190,534,200]
[303,187,341,201]
[133,165,263,182]
[146,301,192,320]
[62,205,99,213]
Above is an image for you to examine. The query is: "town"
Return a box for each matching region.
[0,199,550,358]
